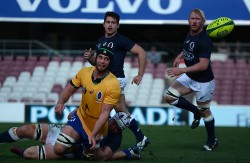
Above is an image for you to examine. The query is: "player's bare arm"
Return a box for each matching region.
[89,104,114,150]
[173,52,184,67]
[55,83,77,115]
[130,44,147,85]
[167,58,209,77]
[84,48,96,65]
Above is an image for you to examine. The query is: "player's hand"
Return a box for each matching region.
[89,135,96,150]
[173,58,181,67]
[166,68,183,77]
[131,74,143,85]
[83,48,92,59]
[54,104,65,115]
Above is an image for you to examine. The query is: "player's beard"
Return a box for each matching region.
[96,64,109,74]
[190,25,203,35]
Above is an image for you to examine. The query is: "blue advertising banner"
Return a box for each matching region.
[24,105,187,125]
[0,0,250,25]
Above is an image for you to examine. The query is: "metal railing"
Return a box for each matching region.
[0,39,59,58]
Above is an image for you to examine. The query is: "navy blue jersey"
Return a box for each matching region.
[96,33,135,78]
[183,30,214,82]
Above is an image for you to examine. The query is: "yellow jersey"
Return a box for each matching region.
[71,66,121,137]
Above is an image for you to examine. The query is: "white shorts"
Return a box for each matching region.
[46,124,64,145]
[176,73,215,102]
[117,78,127,95]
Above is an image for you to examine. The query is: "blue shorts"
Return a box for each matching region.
[66,112,92,149]
[66,112,107,150]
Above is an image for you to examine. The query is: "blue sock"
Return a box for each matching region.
[174,97,200,115]
[204,118,215,143]
[129,119,144,142]
[0,130,15,143]
[123,149,131,160]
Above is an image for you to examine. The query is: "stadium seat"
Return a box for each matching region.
[46,93,59,104]
[74,56,84,62]
[3,55,14,62]
[33,92,46,104]
[51,84,64,94]
[2,76,16,88]
[27,56,38,62]
[51,56,62,62]
[63,56,74,62]
[124,57,132,63]
[39,56,50,62]
[16,55,26,62]
[7,92,21,102]
[0,92,8,102]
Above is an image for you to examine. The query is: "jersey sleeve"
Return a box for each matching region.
[120,35,135,52]
[71,68,85,87]
[103,79,121,105]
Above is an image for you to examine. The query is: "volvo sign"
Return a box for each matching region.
[0,0,250,25]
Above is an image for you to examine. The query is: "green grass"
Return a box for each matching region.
[1,123,250,163]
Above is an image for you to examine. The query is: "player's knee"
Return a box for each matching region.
[197,103,212,117]
[54,133,76,155]
[53,144,65,156]
[164,87,181,104]
[23,146,42,160]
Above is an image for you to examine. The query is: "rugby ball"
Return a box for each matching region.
[206,17,235,39]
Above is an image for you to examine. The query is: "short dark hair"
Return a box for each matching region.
[104,11,120,24]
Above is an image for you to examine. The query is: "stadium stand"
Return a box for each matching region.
[2,51,249,106]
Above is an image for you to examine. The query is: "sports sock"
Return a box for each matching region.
[173,97,200,115]
[204,117,216,144]
[0,130,16,143]
[128,118,144,142]
[122,149,132,160]
[10,147,25,157]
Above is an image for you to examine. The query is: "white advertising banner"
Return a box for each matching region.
[0,103,25,123]
[0,103,250,127]
[189,105,250,127]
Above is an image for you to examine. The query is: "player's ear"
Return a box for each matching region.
[117,24,120,29]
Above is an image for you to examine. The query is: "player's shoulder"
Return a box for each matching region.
[105,73,119,85]
[199,30,212,43]
[79,66,94,73]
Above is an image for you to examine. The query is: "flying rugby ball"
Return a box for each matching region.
[206,17,235,39]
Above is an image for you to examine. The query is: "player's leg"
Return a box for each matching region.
[196,80,218,151]
[0,124,48,144]
[10,144,63,160]
[53,125,79,156]
[111,146,141,160]
[115,78,149,150]
[164,76,201,128]
[53,113,82,156]
[94,129,122,161]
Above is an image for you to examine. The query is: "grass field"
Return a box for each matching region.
[0,123,250,163]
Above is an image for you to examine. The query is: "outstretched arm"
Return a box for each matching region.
[130,44,147,85]
[55,83,78,115]
[89,104,114,150]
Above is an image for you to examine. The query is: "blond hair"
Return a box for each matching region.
[190,8,206,24]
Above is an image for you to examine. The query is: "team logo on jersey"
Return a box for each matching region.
[96,91,102,103]
[89,89,94,94]
[82,86,86,94]
[189,42,195,52]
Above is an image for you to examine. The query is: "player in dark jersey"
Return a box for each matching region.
[164,8,218,151]
[84,11,149,151]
